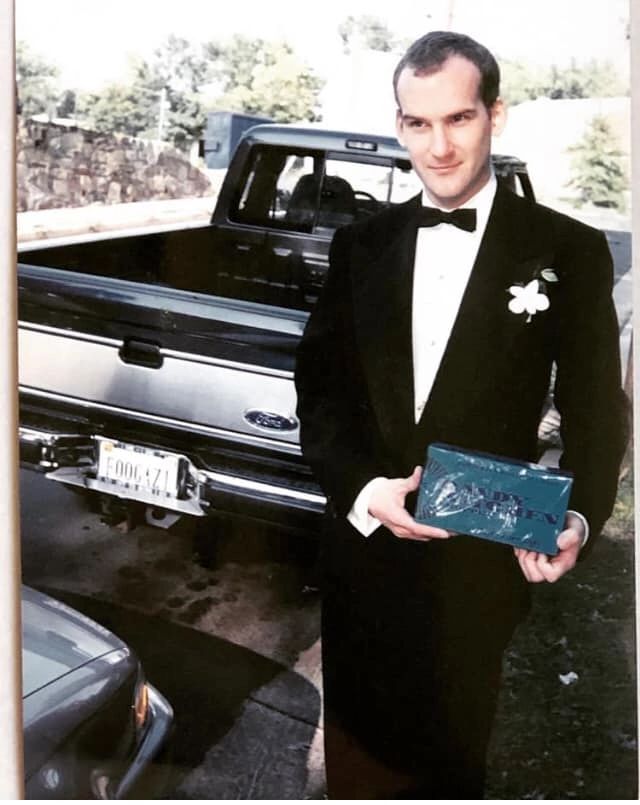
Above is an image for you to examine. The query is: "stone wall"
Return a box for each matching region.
[17,119,212,212]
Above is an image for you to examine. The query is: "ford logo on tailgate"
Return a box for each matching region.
[243,409,298,432]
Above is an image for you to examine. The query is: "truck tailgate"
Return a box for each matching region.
[19,264,306,451]
[18,264,324,524]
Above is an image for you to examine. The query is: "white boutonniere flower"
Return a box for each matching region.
[508,279,550,323]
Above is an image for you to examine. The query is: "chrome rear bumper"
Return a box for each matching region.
[19,426,326,518]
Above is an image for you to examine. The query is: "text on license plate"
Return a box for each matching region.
[97,441,180,498]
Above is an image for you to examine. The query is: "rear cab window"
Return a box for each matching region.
[229,144,420,236]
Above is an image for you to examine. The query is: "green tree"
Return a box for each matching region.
[132,34,211,146]
[579,59,628,97]
[204,35,258,91]
[338,15,397,53]
[500,60,548,105]
[208,36,323,122]
[500,58,627,106]
[543,63,587,99]
[57,89,77,118]
[568,115,627,210]
[542,60,626,99]
[78,34,323,142]
[16,41,60,117]
[78,35,212,148]
[76,83,156,138]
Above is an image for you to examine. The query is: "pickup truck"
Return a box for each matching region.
[18,124,534,537]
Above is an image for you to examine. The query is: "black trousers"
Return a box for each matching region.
[320,523,530,799]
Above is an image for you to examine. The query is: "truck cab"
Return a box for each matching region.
[210,124,534,310]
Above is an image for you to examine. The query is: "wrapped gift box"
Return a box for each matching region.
[414,443,573,555]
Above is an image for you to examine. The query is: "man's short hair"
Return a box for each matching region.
[393,31,500,110]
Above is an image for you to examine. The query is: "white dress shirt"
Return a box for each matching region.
[411,177,496,423]
[347,175,588,544]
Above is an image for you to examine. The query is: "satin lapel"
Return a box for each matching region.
[350,196,420,447]
[419,184,555,426]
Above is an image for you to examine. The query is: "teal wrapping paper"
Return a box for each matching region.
[415,443,574,555]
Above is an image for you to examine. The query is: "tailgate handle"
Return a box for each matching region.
[118,338,163,369]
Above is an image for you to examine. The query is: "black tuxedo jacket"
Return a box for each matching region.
[295,185,629,571]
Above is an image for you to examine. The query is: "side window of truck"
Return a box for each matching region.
[233,148,320,232]
[231,147,422,235]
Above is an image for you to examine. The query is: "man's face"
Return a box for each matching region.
[395,55,505,209]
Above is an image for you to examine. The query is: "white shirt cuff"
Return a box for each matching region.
[347,477,388,537]
[567,509,589,547]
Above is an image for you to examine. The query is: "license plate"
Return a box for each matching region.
[97,439,180,500]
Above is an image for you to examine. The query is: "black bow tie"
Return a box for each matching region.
[417,206,477,232]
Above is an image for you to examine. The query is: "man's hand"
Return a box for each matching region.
[368,466,452,542]
[514,511,585,583]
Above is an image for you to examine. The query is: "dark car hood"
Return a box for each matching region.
[22,586,126,697]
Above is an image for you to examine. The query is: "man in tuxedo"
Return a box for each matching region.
[294,31,629,799]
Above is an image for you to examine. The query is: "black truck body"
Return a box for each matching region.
[18,124,534,533]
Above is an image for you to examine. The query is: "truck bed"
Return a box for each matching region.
[17,124,536,533]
